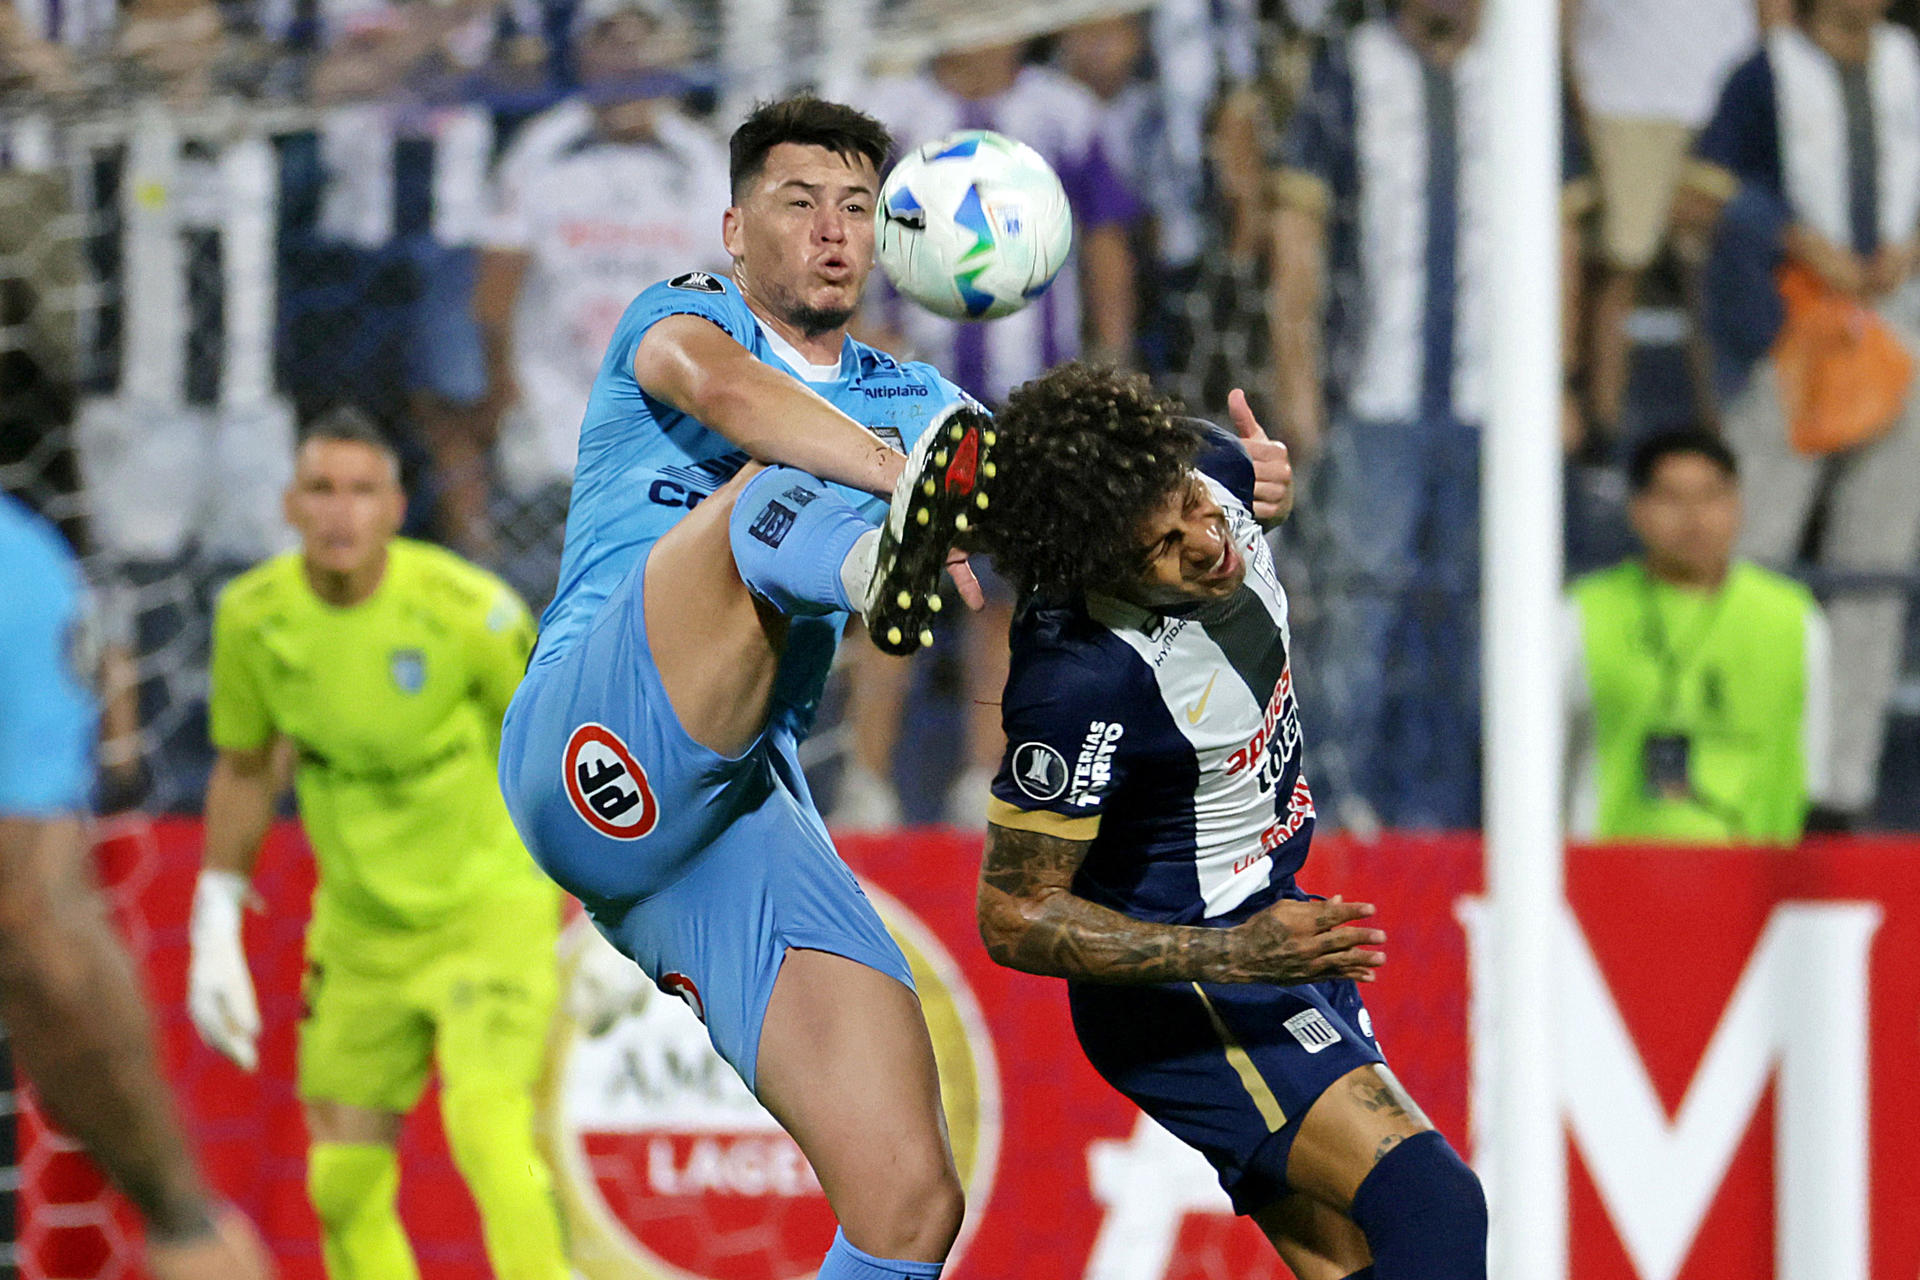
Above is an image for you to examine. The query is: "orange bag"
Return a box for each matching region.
[1772,262,1914,456]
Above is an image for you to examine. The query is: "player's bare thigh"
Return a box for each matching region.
[753,947,961,1262]
[644,464,788,757]
[1254,1193,1372,1280]
[1287,1063,1435,1211]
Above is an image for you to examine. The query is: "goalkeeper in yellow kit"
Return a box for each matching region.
[188,411,571,1280]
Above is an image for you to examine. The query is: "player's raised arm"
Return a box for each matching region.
[633,314,905,497]
[977,821,1385,986]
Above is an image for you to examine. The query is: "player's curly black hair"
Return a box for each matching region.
[979,362,1203,599]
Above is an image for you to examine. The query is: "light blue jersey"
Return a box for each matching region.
[0,495,96,816]
[536,269,969,669]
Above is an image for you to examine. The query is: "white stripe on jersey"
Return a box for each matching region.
[116,108,280,409]
[319,103,493,247]
[1090,474,1298,919]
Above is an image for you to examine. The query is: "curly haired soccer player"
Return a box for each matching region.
[971,362,1488,1280]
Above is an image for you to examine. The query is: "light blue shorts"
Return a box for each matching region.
[499,544,912,1088]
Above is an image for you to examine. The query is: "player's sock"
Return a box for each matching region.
[1345,1131,1487,1280]
[441,1082,570,1280]
[728,467,873,616]
[308,1142,419,1280]
[816,1227,944,1279]
[1339,1269,1376,1280]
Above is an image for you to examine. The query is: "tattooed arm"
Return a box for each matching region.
[976,823,1388,986]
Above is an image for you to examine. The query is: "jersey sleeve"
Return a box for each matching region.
[207,588,274,754]
[608,274,759,384]
[0,530,95,816]
[989,641,1132,843]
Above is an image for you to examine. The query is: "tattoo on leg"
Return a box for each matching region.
[1373,1133,1404,1164]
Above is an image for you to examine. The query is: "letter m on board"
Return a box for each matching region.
[1459,900,1881,1280]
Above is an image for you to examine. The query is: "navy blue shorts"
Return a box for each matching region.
[1069,971,1384,1215]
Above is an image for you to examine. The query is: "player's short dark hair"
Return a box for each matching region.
[298,405,401,476]
[728,96,893,201]
[1627,427,1738,494]
[978,362,1203,599]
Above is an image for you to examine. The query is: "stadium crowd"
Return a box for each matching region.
[2,0,1919,836]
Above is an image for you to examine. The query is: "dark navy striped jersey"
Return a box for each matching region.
[987,432,1316,926]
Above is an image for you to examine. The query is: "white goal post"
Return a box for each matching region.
[1481,1,1568,1278]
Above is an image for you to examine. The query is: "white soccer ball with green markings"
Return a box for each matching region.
[875,129,1074,322]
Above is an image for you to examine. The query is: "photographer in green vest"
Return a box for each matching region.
[1566,429,1832,843]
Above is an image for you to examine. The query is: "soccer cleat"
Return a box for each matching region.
[863,403,998,656]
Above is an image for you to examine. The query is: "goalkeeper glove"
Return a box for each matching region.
[187,870,260,1071]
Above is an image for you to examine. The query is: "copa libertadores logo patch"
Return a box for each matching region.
[668,271,725,293]
[564,723,659,839]
[1010,742,1069,802]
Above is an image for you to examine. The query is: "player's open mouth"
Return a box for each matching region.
[1202,537,1237,583]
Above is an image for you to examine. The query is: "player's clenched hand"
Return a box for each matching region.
[187,871,261,1071]
[147,1205,273,1280]
[1229,896,1385,985]
[1229,388,1295,524]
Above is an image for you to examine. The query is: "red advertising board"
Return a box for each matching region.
[18,820,1920,1280]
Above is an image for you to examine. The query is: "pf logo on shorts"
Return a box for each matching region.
[563,723,659,839]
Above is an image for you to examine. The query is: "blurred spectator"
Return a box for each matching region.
[63,32,299,809]
[1568,0,1784,438]
[1268,0,1586,831]
[1565,429,1830,844]
[840,18,1144,830]
[0,0,82,94]
[71,105,295,574]
[1674,0,1920,829]
[116,0,229,103]
[473,0,726,586]
[1055,3,1263,374]
[296,0,503,560]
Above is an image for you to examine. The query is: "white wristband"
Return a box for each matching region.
[192,870,251,932]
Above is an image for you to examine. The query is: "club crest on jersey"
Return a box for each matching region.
[390,648,427,694]
[564,723,659,839]
[1284,1008,1339,1054]
[1010,742,1069,802]
[668,271,725,293]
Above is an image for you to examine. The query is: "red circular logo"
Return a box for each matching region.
[563,723,659,840]
[657,972,705,1022]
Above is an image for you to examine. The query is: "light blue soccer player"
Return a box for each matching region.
[499,97,989,1280]
[0,494,272,1280]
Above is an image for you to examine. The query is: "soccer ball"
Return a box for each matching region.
[875,130,1074,322]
